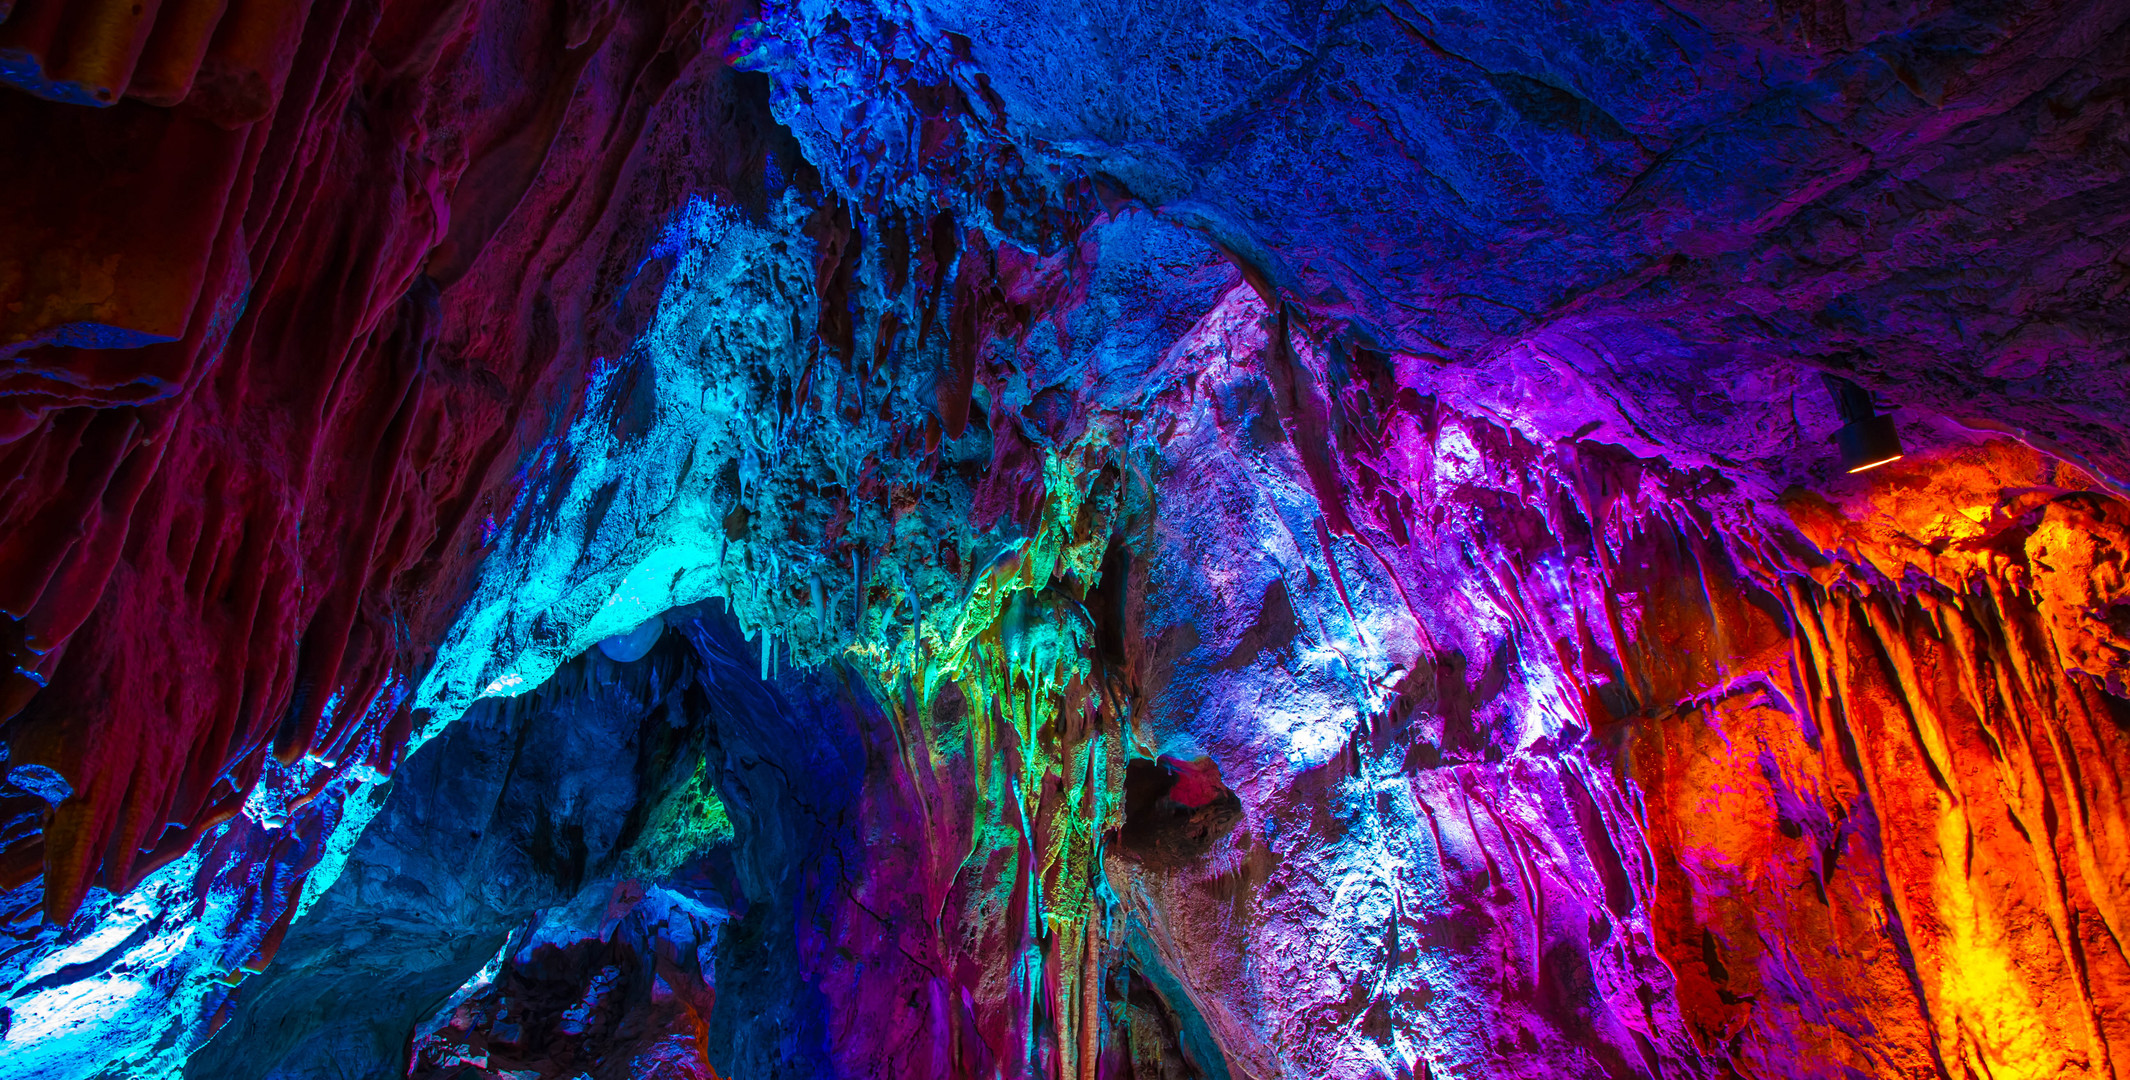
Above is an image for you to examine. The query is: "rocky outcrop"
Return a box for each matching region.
[185,634,718,1080]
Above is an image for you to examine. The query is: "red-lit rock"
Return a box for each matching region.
[0,0,771,922]
[4,2,2130,1078]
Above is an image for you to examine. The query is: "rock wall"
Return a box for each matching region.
[2,1,2128,1078]
[0,0,770,923]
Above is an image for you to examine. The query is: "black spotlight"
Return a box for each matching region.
[1820,373,1903,473]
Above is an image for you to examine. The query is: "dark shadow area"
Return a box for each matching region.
[1117,756,1241,865]
[186,605,864,1080]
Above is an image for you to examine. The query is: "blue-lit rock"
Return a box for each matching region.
[2,2,2128,1079]
[185,633,740,1079]
[599,618,667,663]
[741,0,2130,484]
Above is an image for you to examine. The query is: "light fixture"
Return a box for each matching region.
[1821,373,1903,473]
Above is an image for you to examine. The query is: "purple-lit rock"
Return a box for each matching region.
[1,2,2128,1079]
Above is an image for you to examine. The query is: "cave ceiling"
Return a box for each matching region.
[1,1,2129,1078]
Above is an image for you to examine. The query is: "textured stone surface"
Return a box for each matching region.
[185,636,719,1080]
[0,0,770,923]
[2,2,2129,1079]
[750,0,2130,485]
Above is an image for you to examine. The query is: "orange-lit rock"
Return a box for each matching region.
[1,2,2128,1077]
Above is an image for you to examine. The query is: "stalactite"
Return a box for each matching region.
[4,1,2129,1073]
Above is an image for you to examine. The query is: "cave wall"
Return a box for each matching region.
[2,1,2129,1079]
[0,0,779,922]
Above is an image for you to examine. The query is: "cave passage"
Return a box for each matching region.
[3,2,2130,1079]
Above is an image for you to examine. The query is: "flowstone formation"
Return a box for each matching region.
[2,2,2130,1079]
